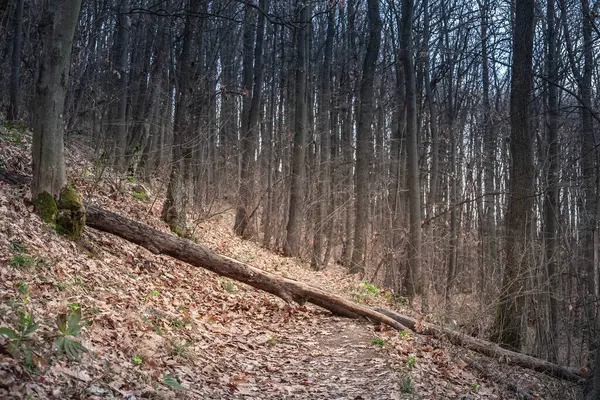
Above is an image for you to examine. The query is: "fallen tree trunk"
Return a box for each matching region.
[375,308,583,382]
[85,205,408,332]
[85,205,583,383]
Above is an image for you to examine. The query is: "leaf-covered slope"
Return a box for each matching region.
[0,127,582,399]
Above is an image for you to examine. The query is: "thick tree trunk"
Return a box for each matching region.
[161,0,203,234]
[311,7,334,271]
[350,0,381,275]
[284,0,309,257]
[235,0,267,238]
[542,0,559,363]
[32,0,83,200]
[492,0,535,351]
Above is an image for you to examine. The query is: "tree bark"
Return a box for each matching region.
[402,0,422,299]
[542,0,559,363]
[284,0,309,257]
[234,3,257,238]
[32,0,83,200]
[161,0,203,234]
[8,0,24,121]
[111,0,130,172]
[350,0,381,275]
[492,0,535,351]
[311,6,334,271]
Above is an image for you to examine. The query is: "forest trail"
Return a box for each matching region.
[0,130,582,399]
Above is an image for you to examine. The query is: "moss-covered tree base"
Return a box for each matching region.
[34,185,85,240]
[34,191,59,224]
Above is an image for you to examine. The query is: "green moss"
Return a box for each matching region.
[132,191,148,201]
[170,224,187,238]
[55,185,86,240]
[57,185,82,211]
[34,191,58,224]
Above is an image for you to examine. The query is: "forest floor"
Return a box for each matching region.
[0,125,583,399]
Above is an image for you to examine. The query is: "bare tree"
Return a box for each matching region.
[284,0,309,257]
[349,0,381,275]
[492,0,535,351]
[402,0,422,299]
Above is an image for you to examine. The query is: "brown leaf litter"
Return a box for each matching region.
[0,128,583,399]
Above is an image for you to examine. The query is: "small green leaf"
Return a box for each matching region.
[24,347,34,367]
[0,327,19,340]
[23,321,40,337]
[163,374,183,390]
[132,354,143,365]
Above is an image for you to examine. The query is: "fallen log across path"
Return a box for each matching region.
[84,205,584,383]
[85,205,408,332]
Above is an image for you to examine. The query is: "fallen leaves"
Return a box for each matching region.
[0,131,583,399]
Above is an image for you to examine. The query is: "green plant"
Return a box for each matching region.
[170,319,183,329]
[362,280,380,295]
[171,340,190,358]
[398,330,409,339]
[0,308,40,367]
[132,191,148,201]
[406,356,416,370]
[267,337,279,346]
[132,354,143,365]
[6,132,23,144]
[127,176,136,183]
[68,303,81,312]
[9,254,35,270]
[16,281,29,295]
[150,289,160,297]
[401,374,414,394]
[163,374,183,391]
[221,280,235,293]
[10,240,27,253]
[53,309,88,360]
[470,383,480,393]
[371,337,385,347]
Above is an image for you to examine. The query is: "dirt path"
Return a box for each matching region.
[193,316,402,399]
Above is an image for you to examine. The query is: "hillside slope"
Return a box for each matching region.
[0,127,581,399]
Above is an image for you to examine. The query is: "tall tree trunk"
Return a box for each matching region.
[402,0,422,299]
[32,0,83,200]
[111,0,130,173]
[234,2,259,237]
[542,0,560,364]
[161,0,202,234]
[492,0,535,351]
[579,0,600,394]
[284,0,309,257]
[311,6,335,270]
[350,0,381,275]
[480,0,497,296]
[8,0,24,121]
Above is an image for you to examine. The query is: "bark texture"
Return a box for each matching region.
[32,0,83,200]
